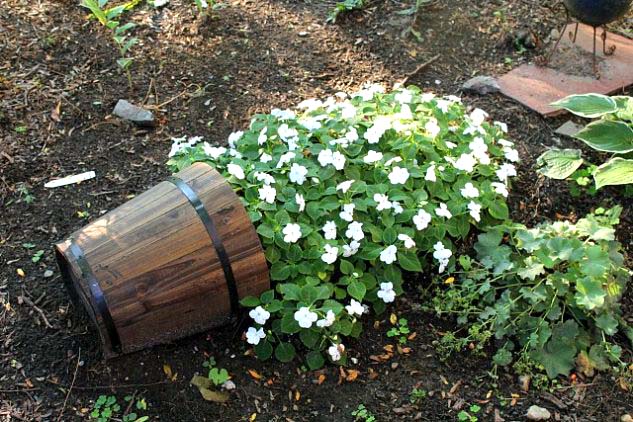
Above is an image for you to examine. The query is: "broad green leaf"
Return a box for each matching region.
[530,320,578,378]
[581,246,610,278]
[492,348,513,366]
[274,342,296,362]
[575,120,633,153]
[299,329,320,348]
[279,283,301,301]
[593,158,633,189]
[575,277,607,310]
[270,263,291,281]
[551,93,618,118]
[347,280,366,301]
[280,313,301,334]
[517,257,545,280]
[306,351,325,370]
[239,296,260,307]
[488,201,509,220]
[536,148,584,180]
[595,313,618,336]
[397,251,422,272]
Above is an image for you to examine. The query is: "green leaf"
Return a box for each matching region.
[581,246,610,277]
[306,351,325,370]
[517,257,545,280]
[488,201,509,220]
[593,158,633,189]
[270,263,291,281]
[274,342,296,363]
[279,283,301,301]
[551,93,618,118]
[254,340,273,360]
[595,313,618,336]
[531,320,578,378]
[492,348,513,366]
[575,120,633,153]
[536,148,584,180]
[340,260,355,275]
[257,223,275,239]
[299,329,320,348]
[260,290,274,304]
[397,251,422,272]
[240,296,260,307]
[347,280,366,301]
[280,313,301,334]
[575,277,607,310]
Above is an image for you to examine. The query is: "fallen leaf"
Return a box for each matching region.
[163,364,173,379]
[383,345,394,353]
[294,390,300,401]
[317,374,326,385]
[368,368,379,380]
[510,393,520,406]
[191,375,212,389]
[407,332,417,341]
[390,313,398,325]
[199,387,229,402]
[346,369,360,382]
[249,413,257,421]
[248,369,262,380]
[51,101,61,122]
[17,268,25,277]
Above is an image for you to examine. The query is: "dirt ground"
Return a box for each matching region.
[1,0,633,420]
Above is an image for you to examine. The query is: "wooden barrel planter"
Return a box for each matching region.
[55,163,269,358]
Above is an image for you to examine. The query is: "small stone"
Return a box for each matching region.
[621,414,633,422]
[462,76,500,95]
[527,405,551,421]
[519,374,531,392]
[222,380,236,390]
[298,31,308,37]
[43,270,54,278]
[555,120,584,138]
[113,100,155,127]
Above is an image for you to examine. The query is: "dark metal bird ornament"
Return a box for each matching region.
[546,0,632,77]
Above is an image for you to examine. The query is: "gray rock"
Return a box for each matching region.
[555,120,584,138]
[43,270,54,278]
[462,76,500,95]
[527,405,551,421]
[113,100,155,127]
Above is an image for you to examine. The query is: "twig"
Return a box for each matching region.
[65,381,170,390]
[401,54,441,85]
[142,78,155,106]
[57,348,81,422]
[20,294,54,329]
[0,388,40,393]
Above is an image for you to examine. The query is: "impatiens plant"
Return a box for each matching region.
[430,207,632,379]
[168,84,518,367]
[537,94,633,190]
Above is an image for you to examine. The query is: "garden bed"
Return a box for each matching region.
[1,0,633,420]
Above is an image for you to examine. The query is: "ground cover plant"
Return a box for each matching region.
[168,84,519,367]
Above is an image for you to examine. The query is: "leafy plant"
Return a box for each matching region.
[327,0,365,23]
[16,183,34,204]
[409,387,427,404]
[538,94,633,189]
[168,84,518,367]
[202,357,230,386]
[430,207,631,379]
[31,250,44,263]
[387,317,410,344]
[90,395,149,422]
[81,0,138,88]
[457,404,481,422]
[352,404,376,422]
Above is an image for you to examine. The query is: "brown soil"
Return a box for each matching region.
[1,0,633,421]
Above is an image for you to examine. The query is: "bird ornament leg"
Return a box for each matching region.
[602,28,617,56]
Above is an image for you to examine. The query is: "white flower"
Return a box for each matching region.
[494,121,508,133]
[343,240,360,257]
[345,299,364,316]
[282,223,302,243]
[340,203,355,222]
[395,89,412,104]
[374,193,392,211]
[297,98,323,111]
[258,185,276,204]
[504,147,519,162]
[317,149,334,167]
[328,343,345,362]
[396,104,413,121]
[425,164,437,182]
[227,163,245,180]
[271,108,296,121]
[398,234,416,249]
[433,241,452,273]
[498,139,514,147]
[436,99,451,113]
[228,131,243,148]
[379,245,398,265]
[469,108,489,126]
[496,163,517,182]
[388,166,410,185]
[254,171,275,185]
[468,201,482,222]
[260,152,273,163]
[385,156,403,166]
[294,307,318,328]
[337,180,354,193]
[425,118,441,138]
[421,93,436,102]
[249,306,270,325]
[345,221,364,241]
[345,128,359,143]
[340,102,357,119]
[363,150,383,164]
[202,143,227,159]
[413,209,432,231]
[276,151,295,168]
[317,310,336,328]
[299,117,322,132]
[364,116,391,144]
[257,127,268,145]
[331,151,346,170]
[377,282,396,303]
[246,327,266,345]
[391,201,403,215]
[278,124,299,141]
[453,153,477,173]
[435,203,452,219]
[295,193,306,212]
[460,182,479,199]
[491,182,509,197]
[289,163,308,185]
[321,244,339,264]
[323,221,337,240]
[469,137,490,165]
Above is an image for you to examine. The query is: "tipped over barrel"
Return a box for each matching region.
[55,162,269,357]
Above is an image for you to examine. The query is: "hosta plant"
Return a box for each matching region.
[537,94,633,190]
[168,84,519,367]
[430,207,631,379]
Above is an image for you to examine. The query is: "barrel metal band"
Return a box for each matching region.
[68,240,122,353]
[167,176,240,315]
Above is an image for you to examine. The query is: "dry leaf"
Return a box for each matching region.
[191,375,212,389]
[368,368,379,380]
[248,369,262,380]
[346,369,360,382]
[407,332,417,341]
[294,390,300,401]
[199,387,229,403]
[249,413,257,421]
[317,374,326,385]
[17,268,25,277]
[163,364,173,378]
[383,345,394,353]
[51,101,61,122]
[389,313,397,325]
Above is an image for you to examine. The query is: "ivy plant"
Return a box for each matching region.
[430,207,632,378]
[537,94,633,189]
[168,84,518,367]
